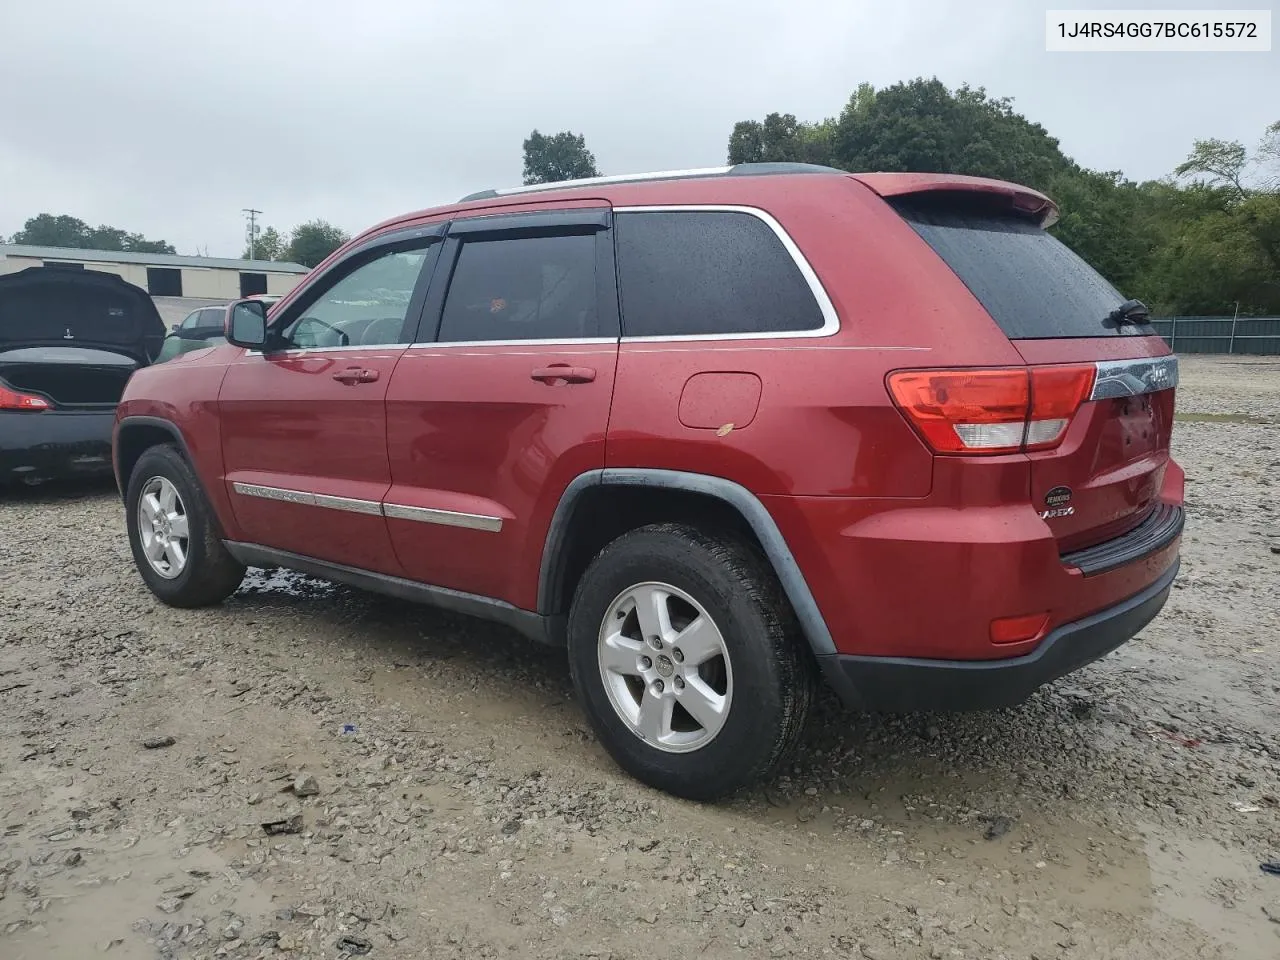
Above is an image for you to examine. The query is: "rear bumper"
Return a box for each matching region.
[0,409,115,483]
[819,559,1178,711]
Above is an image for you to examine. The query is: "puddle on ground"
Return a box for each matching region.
[1142,822,1278,960]
[1,765,276,960]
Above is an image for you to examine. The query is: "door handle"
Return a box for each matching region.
[333,367,379,384]
[530,364,596,385]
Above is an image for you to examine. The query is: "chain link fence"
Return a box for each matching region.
[1149,316,1280,354]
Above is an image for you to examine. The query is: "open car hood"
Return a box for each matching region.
[0,267,166,363]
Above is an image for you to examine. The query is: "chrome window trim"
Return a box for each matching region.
[241,344,409,357]
[1090,355,1179,400]
[231,482,502,532]
[408,337,616,350]
[611,205,840,342]
[383,503,503,532]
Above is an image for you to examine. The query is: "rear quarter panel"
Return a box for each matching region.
[604,175,1027,498]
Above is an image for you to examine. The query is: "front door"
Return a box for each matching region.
[384,207,619,607]
[219,228,443,575]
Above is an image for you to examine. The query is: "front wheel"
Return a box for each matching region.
[567,523,814,801]
[125,444,245,607]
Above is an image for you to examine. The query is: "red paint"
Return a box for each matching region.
[384,343,618,607]
[115,168,1182,670]
[219,346,409,575]
[853,172,1057,223]
[678,373,762,430]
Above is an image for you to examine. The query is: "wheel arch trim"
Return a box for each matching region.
[113,415,230,539]
[113,416,198,495]
[537,468,836,657]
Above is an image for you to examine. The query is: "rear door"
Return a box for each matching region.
[894,199,1177,552]
[384,206,619,606]
[218,225,444,574]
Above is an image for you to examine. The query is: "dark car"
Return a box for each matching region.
[1,266,165,485]
[113,164,1182,800]
[156,303,228,363]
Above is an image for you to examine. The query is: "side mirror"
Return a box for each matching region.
[225,300,268,349]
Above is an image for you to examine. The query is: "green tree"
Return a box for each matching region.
[726,85,1280,316]
[1165,123,1280,312]
[522,130,600,185]
[830,78,1073,190]
[10,213,175,254]
[284,220,350,268]
[1046,169,1158,297]
[10,213,93,247]
[242,226,285,261]
[727,112,835,166]
[1175,138,1250,198]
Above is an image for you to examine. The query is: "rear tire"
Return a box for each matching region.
[567,523,814,801]
[125,444,245,607]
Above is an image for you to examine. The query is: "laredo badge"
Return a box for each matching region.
[1040,485,1074,520]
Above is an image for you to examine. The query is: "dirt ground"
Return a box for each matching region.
[2,355,1277,960]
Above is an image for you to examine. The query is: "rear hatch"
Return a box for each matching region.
[883,187,1175,554]
[0,266,166,364]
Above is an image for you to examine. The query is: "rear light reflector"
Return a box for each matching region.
[0,385,51,411]
[990,612,1050,645]
[887,365,1095,455]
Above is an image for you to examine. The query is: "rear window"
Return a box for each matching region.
[615,211,825,337]
[894,201,1154,339]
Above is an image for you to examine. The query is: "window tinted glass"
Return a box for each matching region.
[437,234,598,342]
[614,211,824,337]
[199,308,224,329]
[283,247,430,348]
[179,310,202,330]
[894,201,1152,339]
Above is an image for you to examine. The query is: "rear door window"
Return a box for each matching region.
[437,233,599,342]
[893,200,1154,339]
[614,210,825,338]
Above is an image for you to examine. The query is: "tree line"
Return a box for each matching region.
[526,80,1279,317]
[5,213,351,269]
[238,220,350,268]
[11,86,1276,316]
[7,213,176,255]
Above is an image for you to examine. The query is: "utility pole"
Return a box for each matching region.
[242,208,262,259]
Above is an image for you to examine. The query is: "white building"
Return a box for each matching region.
[0,244,309,299]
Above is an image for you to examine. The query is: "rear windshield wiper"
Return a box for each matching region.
[1105,299,1150,326]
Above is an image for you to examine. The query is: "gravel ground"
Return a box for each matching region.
[2,355,1278,960]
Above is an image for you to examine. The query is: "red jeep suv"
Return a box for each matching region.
[113,164,1184,800]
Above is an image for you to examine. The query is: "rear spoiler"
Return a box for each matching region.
[851,173,1059,228]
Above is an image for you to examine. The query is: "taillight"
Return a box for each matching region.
[0,384,51,411]
[887,365,1095,455]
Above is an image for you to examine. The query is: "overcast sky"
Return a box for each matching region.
[0,0,1275,258]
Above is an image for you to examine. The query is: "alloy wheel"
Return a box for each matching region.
[597,581,734,753]
[137,476,190,579]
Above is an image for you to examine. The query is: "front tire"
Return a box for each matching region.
[125,444,245,607]
[567,523,814,801]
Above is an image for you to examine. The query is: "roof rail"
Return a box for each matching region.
[458,162,844,203]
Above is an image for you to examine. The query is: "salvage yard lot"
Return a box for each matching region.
[1,356,1277,960]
